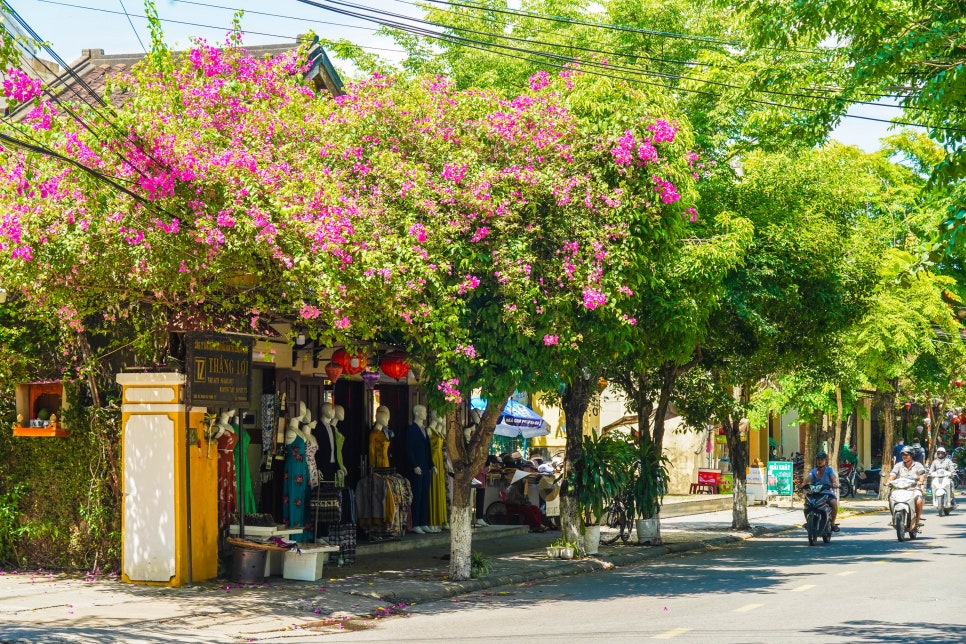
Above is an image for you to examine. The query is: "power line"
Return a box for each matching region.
[300,0,966,134]
[37,0,405,54]
[118,0,147,53]
[322,0,940,116]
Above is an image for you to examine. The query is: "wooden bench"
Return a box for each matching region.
[689,482,720,495]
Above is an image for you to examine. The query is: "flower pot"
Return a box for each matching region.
[583,525,601,555]
[546,546,561,558]
[636,516,662,546]
[559,547,574,560]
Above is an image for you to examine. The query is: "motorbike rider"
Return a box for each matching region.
[888,445,927,527]
[929,446,957,509]
[803,451,839,531]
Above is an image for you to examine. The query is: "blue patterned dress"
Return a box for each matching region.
[283,434,311,541]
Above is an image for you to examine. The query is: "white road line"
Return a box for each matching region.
[836,571,856,577]
[654,628,692,639]
[735,603,764,612]
[790,584,816,592]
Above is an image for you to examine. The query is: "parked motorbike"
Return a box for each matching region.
[930,468,956,517]
[838,463,856,499]
[889,478,920,542]
[802,482,835,546]
[855,467,882,494]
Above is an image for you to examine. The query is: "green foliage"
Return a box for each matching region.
[0,392,121,571]
[627,439,670,520]
[572,431,635,525]
[470,551,491,579]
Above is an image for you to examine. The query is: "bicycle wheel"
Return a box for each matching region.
[484,501,507,526]
[599,499,626,545]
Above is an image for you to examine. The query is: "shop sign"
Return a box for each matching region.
[186,333,253,406]
[767,460,794,496]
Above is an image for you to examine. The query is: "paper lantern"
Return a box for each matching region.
[324,361,343,382]
[904,402,912,410]
[332,348,367,375]
[956,379,963,388]
[361,370,381,390]
[379,351,410,381]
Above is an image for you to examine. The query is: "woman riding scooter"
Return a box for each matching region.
[803,452,840,532]
[888,445,926,527]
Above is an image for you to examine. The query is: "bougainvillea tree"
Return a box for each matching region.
[1,10,704,575]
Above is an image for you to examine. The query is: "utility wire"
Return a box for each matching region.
[319,0,932,115]
[37,0,405,54]
[301,0,966,134]
[119,0,147,53]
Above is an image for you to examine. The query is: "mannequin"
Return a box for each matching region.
[427,410,447,532]
[315,403,339,481]
[369,405,392,470]
[406,404,434,534]
[332,404,348,485]
[283,410,312,541]
[215,410,238,531]
[302,419,320,488]
[226,410,256,515]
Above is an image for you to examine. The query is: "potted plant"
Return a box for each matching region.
[573,431,635,554]
[549,536,580,559]
[627,440,670,545]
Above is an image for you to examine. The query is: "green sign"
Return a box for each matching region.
[767,461,794,496]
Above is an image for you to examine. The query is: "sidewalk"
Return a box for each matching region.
[0,496,889,643]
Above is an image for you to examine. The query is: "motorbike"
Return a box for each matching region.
[889,478,920,542]
[855,467,882,494]
[929,468,956,517]
[838,463,856,499]
[802,482,835,546]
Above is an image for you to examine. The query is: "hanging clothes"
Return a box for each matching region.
[429,432,448,527]
[283,434,311,542]
[369,427,391,469]
[233,424,257,515]
[306,439,320,488]
[216,429,237,531]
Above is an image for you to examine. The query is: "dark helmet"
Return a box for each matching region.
[901,445,914,455]
[815,451,828,461]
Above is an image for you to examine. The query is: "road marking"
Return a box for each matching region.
[926,541,940,547]
[836,571,856,577]
[654,628,691,639]
[735,603,763,612]
[790,584,816,592]
[872,560,889,564]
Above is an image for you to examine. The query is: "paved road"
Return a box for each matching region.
[321,508,966,643]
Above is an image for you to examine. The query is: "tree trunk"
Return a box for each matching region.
[877,387,897,501]
[445,391,512,580]
[723,414,750,530]
[449,495,472,580]
[561,377,594,550]
[803,420,819,468]
[830,386,844,472]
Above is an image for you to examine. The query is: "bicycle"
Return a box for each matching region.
[599,493,632,544]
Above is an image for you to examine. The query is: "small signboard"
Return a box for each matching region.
[186,333,253,407]
[767,460,794,496]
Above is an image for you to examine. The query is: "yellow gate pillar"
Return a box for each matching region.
[117,373,218,586]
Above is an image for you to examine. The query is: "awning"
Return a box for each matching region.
[471,397,551,439]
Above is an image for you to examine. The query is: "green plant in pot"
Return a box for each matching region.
[573,431,635,526]
[627,439,670,544]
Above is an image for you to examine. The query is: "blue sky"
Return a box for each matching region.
[12,0,902,152]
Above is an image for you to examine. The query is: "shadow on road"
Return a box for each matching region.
[804,620,963,643]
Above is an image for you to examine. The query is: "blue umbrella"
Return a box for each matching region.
[471,397,550,439]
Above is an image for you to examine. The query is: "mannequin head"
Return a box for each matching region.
[333,404,346,425]
[304,419,317,434]
[298,401,308,422]
[413,404,427,426]
[432,415,446,436]
[320,402,335,424]
[375,405,390,428]
[218,409,236,426]
[287,416,302,432]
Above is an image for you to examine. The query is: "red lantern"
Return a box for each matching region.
[380,351,410,381]
[905,402,912,410]
[956,379,963,388]
[332,348,366,375]
[324,361,343,382]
